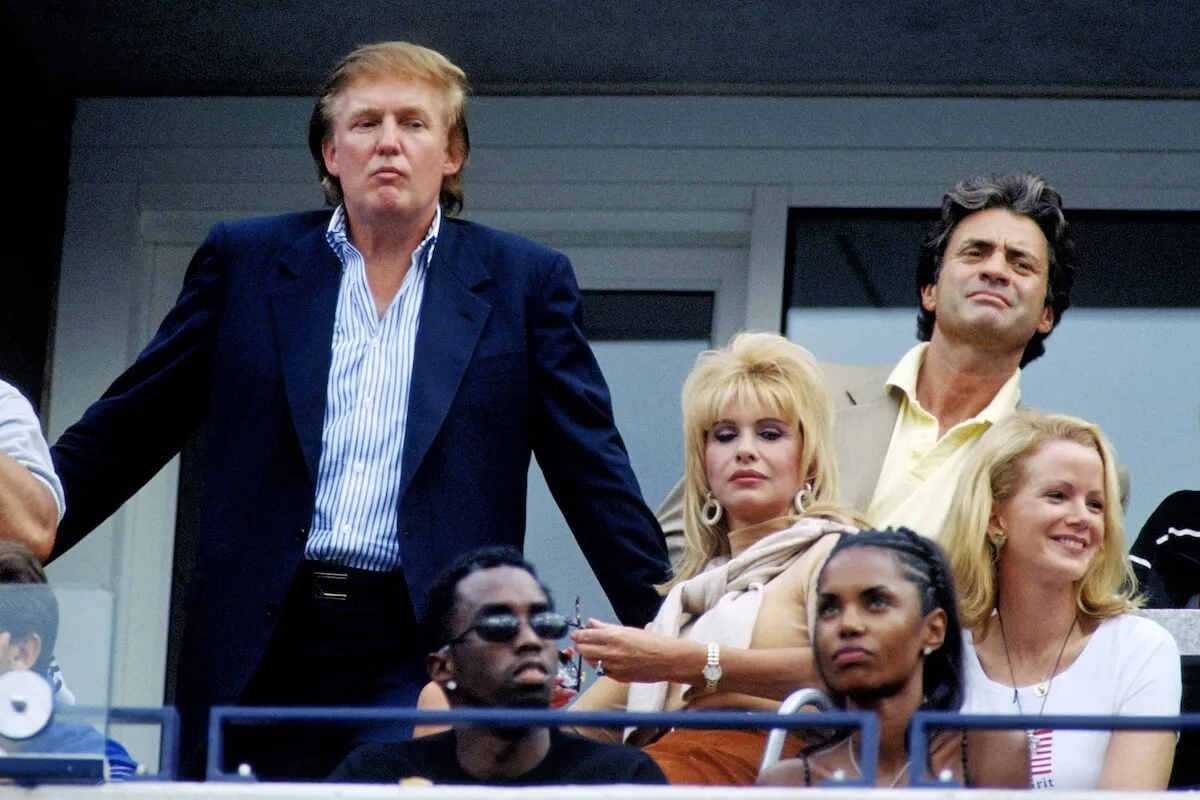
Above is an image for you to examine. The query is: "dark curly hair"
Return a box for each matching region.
[421,546,553,654]
[815,527,964,713]
[916,172,1077,367]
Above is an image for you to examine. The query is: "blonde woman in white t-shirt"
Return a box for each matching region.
[941,411,1180,791]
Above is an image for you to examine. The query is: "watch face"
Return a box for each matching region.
[702,664,722,681]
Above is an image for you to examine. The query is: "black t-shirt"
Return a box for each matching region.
[330,729,666,785]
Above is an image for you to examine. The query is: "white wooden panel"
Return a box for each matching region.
[744,185,791,333]
[69,145,1200,191]
[465,182,756,211]
[73,96,1200,152]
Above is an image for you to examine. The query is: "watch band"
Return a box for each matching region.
[703,642,722,691]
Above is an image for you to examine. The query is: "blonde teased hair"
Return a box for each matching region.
[940,412,1138,636]
[308,41,470,214]
[664,332,859,591]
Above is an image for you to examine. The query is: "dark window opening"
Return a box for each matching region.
[581,290,714,341]
[787,208,1200,310]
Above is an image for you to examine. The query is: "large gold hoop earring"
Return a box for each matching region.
[701,492,723,526]
[793,482,814,514]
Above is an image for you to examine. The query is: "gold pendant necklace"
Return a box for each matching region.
[997,610,1077,759]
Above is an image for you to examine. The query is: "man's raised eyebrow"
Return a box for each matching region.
[955,237,996,252]
[956,237,1043,265]
[1001,243,1043,266]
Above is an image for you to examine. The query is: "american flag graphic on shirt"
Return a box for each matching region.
[1030,728,1054,787]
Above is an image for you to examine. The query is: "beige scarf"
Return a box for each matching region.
[625,515,855,723]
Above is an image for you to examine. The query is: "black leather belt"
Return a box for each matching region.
[298,561,408,603]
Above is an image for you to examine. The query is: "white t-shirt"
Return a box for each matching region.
[962,614,1180,790]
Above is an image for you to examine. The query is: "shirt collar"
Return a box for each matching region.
[325,204,442,265]
[885,342,1021,424]
[883,342,927,401]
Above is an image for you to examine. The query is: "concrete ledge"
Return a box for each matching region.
[1140,609,1200,656]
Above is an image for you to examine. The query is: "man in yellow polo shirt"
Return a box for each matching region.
[657,171,1078,552]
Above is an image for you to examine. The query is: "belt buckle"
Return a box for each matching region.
[312,570,349,601]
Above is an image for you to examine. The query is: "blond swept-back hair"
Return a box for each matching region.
[940,412,1138,637]
[663,332,859,592]
[307,42,470,214]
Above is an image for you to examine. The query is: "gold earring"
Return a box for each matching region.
[990,530,1007,550]
[793,482,814,514]
[701,492,723,526]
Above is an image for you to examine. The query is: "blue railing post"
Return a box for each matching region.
[50,705,180,781]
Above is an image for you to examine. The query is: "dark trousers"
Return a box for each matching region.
[225,561,427,780]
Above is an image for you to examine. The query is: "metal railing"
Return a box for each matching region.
[759,688,836,773]
[207,705,879,785]
[908,710,1195,788]
[106,706,181,780]
[0,705,179,782]
[23,703,1191,787]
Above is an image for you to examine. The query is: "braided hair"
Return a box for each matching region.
[817,527,965,712]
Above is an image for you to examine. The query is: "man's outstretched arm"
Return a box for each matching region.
[0,382,64,562]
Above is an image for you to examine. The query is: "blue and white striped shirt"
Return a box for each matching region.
[303,205,440,571]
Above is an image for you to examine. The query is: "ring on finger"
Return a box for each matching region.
[595,659,606,677]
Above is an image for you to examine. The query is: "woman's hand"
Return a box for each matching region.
[570,619,703,684]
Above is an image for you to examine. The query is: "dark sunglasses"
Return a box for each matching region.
[447,609,574,646]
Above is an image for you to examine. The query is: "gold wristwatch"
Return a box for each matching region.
[702,642,722,691]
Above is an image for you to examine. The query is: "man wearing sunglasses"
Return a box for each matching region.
[331,547,665,785]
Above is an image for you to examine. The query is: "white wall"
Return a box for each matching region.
[47,95,1200,728]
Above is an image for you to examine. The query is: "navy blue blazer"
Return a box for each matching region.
[50,210,669,747]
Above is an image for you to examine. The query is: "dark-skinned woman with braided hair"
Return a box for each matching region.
[758,528,1028,788]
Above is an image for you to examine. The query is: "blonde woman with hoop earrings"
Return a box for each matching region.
[940,411,1180,790]
[568,332,864,785]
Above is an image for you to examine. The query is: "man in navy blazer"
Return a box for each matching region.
[50,42,669,778]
